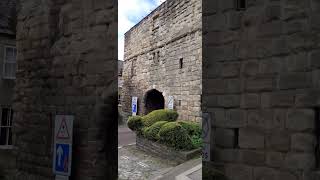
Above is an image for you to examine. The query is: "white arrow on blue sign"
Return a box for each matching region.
[54,143,72,176]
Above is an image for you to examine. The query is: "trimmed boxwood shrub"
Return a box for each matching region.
[127,116,143,133]
[190,134,202,149]
[177,121,201,136]
[177,121,202,149]
[142,109,178,127]
[143,121,168,141]
[158,122,193,150]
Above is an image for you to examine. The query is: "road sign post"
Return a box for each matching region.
[132,97,138,116]
[53,115,74,179]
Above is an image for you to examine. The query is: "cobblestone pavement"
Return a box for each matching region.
[118,145,178,180]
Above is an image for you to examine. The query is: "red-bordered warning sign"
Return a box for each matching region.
[53,115,74,177]
[56,117,70,139]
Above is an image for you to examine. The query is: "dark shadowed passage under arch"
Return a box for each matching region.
[144,89,165,114]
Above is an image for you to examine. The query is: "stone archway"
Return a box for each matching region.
[144,89,165,114]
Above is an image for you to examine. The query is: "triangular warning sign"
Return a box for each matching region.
[57,117,70,139]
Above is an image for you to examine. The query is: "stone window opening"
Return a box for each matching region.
[0,106,13,148]
[234,128,239,148]
[179,58,183,69]
[152,15,160,36]
[3,46,17,80]
[131,59,137,77]
[235,0,246,10]
[156,51,160,62]
[152,51,160,63]
[152,14,160,29]
[144,89,165,114]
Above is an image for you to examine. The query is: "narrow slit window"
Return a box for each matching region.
[236,0,246,10]
[179,58,183,69]
[157,51,160,62]
[234,128,239,148]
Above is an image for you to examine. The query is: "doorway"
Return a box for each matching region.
[144,89,165,114]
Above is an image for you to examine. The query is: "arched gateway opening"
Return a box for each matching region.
[144,89,165,114]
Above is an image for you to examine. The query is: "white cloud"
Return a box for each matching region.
[118,0,165,60]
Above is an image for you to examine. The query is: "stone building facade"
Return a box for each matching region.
[0,0,17,178]
[121,0,202,121]
[203,0,320,179]
[10,0,118,179]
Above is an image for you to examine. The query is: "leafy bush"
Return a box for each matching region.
[177,121,201,136]
[158,122,193,150]
[143,121,168,141]
[177,121,202,148]
[190,134,202,149]
[127,116,143,133]
[142,109,178,127]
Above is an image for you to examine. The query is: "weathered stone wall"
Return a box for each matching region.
[12,0,117,179]
[203,0,320,179]
[122,0,202,121]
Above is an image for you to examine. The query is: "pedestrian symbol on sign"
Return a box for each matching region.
[132,97,138,116]
[132,104,136,112]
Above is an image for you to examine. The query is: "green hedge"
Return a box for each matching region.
[178,121,202,149]
[177,121,201,136]
[143,121,168,141]
[127,116,143,133]
[142,109,178,127]
[127,110,202,150]
[190,134,202,149]
[158,122,193,150]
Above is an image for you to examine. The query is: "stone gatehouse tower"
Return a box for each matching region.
[122,0,202,121]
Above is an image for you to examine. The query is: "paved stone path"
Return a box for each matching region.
[118,126,136,147]
[118,145,178,180]
[155,158,202,180]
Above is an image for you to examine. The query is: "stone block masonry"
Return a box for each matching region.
[12,0,117,179]
[203,0,320,179]
[122,0,202,121]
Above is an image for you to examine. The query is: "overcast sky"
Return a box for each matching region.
[118,0,165,60]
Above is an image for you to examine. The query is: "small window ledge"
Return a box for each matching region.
[2,77,16,80]
[0,145,14,150]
